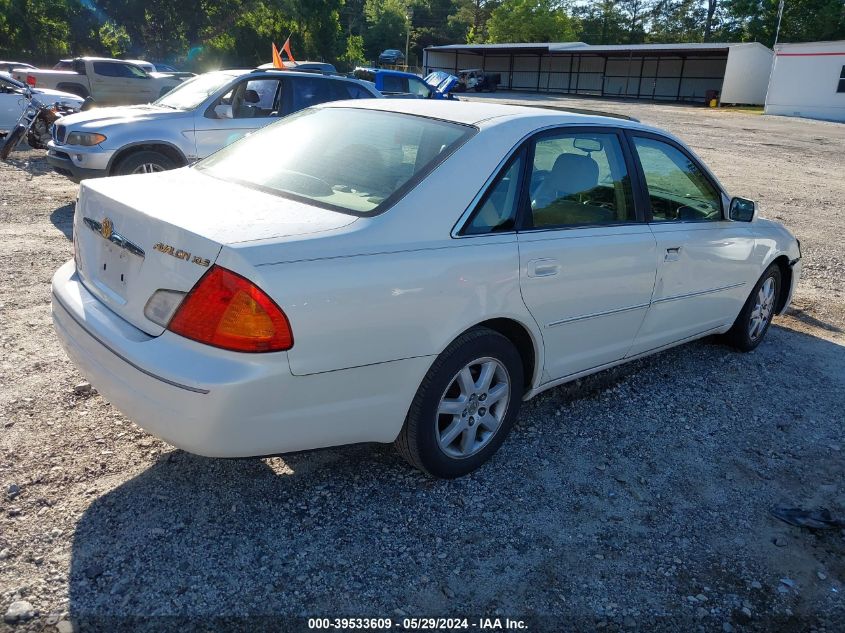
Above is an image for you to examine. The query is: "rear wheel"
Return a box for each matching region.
[395,327,523,478]
[0,124,26,160]
[724,263,781,352]
[113,150,176,176]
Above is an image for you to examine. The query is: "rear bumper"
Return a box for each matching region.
[46,141,113,181]
[51,260,428,456]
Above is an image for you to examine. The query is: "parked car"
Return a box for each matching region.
[0,61,36,74]
[256,60,338,74]
[124,59,196,80]
[14,57,182,104]
[352,68,457,99]
[51,100,801,478]
[455,69,500,92]
[46,68,380,180]
[0,72,84,137]
[378,49,405,66]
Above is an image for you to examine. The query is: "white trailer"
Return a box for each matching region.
[765,40,845,122]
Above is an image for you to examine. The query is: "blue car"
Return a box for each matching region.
[352,68,458,100]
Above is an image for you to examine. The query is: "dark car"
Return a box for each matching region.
[378,49,405,66]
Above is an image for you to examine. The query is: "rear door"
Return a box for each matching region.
[90,61,132,104]
[625,132,756,356]
[515,127,657,381]
[193,77,283,159]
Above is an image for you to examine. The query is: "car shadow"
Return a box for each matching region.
[66,323,845,629]
[50,202,75,240]
[785,307,844,334]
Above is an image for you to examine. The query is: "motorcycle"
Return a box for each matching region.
[0,86,82,160]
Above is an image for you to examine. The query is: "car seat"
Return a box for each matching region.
[531,153,614,226]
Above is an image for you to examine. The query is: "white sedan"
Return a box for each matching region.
[0,72,83,132]
[51,100,801,477]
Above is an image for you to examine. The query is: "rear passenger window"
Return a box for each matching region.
[290,76,338,112]
[528,131,634,228]
[463,150,525,235]
[632,136,721,221]
[331,81,374,100]
[381,75,407,93]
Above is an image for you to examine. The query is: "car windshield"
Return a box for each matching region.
[154,72,236,110]
[196,107,475,215]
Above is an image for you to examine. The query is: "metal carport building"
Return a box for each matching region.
[423,42,773,104]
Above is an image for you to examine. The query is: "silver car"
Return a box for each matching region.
[46,69,381,180]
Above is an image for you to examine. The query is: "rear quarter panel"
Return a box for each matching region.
[217,234,538,377]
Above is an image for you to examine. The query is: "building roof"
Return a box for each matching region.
[426,42,770,56]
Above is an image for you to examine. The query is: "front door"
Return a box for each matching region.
[193,77,282,159]
[625,133,756,356]
[517,128,657,382]
[0,79,24,130]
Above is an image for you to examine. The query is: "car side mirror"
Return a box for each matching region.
[729,197,756,222]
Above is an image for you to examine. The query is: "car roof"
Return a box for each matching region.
[358,67,416,77]
[317,98,652,130]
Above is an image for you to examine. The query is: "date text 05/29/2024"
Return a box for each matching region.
[307,617,528,630]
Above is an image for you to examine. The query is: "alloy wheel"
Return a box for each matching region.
[132,163,165,174]
[436,357,510,459]
[748,276,776,340]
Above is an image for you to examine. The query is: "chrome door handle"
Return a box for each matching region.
[527,258,560,278]
[665,247,682,262]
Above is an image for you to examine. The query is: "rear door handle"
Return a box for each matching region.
[527,258,560,278]
[665,247,682,262]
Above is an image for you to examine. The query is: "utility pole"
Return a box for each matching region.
[774,0,785,46]
[405,8,413,70]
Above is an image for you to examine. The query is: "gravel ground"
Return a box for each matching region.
[1,96,844,632]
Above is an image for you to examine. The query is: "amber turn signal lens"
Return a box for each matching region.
[167,266,293,352]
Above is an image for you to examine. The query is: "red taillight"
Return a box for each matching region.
[26,75,36,87]
[168,266,293,353]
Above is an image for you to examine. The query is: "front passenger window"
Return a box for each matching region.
[632,137,721,221]
[529,132,634,228]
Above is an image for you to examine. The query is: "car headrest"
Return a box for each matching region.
[549,153,599,196]
[244,89,260,104]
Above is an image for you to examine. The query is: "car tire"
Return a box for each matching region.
[724,263,781,352]
[395,327,524,478]
[113,150,176,176]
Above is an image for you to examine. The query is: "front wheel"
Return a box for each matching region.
[723,264,781,352]
[0,124,27,160]
[395,327,524,478]
[113,150,176,176]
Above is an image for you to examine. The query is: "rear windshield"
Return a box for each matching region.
[196,107,475,215]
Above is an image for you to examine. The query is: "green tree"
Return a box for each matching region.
[575,0,628,44]
[486,0,578,42]
[647,0,704,42]
[364,0,409,60]
[99,20,131,56]
[720,0,845,45]
[340,33,366,68]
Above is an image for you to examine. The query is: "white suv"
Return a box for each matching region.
[46,69,381,180]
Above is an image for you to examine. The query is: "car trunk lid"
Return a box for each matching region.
[73,169,357,335]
